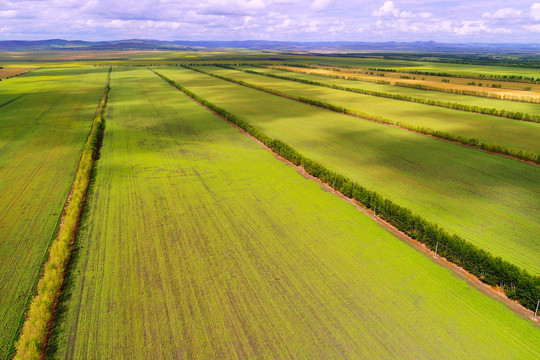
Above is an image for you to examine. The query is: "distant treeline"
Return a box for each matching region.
[263,65,540,105]
[310,62,540,84]
[379,54,540,70]
[154,67,540,312]
[193,65,539,164]
[394,81,540,104]
[234,66,540,123]
[14,69,111,360]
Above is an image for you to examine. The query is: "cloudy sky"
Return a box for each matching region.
[1,0,540,42]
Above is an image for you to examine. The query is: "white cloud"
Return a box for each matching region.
[310,0,334,12]
[372,1,399,17]
[372,1,431,19]
[453,21,488,35]
[0,10,17,18]
[525,23,540,32]
[531,3,540,20]
[482,8,522,19]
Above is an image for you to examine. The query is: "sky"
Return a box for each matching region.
[1,0,540,43]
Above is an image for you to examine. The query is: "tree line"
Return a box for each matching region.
[193,65,539,164]
[394,81,540,105]
[313,62,540,84]
[236,66,540,123]
[14,69,111,360]
[154,67,539,312]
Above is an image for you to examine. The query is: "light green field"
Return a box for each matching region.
[0,67,108,359]
[252,65,540,117]
[48,67,540,360]
[199,65,540,155]
[157,67,540,276]
[300,56,540,79]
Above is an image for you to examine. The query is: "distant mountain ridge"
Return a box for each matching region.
[1,39,539,52]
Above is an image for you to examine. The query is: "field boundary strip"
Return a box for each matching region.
[242,65,540,123]
[13,68,111,360]
[186,65,539,165]
[273,63,540,105]
[151,68,540,315]
[0,67,41,81]
[306,62,540,85]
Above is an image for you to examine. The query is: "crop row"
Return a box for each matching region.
[14,71,110,360]
[241,66,540,123]
[154,68,540,312]
[190,65,539,164]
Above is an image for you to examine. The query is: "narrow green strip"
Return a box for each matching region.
[13,70,111,360]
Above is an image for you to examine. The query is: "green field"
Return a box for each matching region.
[299,56,540,79]
[198,65,540,156]
[0,67,108,359]
[157,66,540,276]
[254,65,540,117]
[46,68,540,359]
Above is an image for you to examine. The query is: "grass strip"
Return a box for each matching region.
[243,65,540,123]
[153,68,540,313]
[13,71,110,360]
[189,65,539,164]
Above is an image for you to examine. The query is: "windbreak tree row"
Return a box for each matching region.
[312,63,540,84]
[14,69,111,360]
[189,65,539,164]
[153,68,540,313]
[236,66,540,123]
[394,81,540,104]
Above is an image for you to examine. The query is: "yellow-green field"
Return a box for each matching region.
[0,67,108,359]
[1,51,539,359]
[262,65,540,116]
[157,66,540,276]
[199,65,540,156]
[47,68,540,360]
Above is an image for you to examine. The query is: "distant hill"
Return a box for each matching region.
[1,39,539,52]
[0,39,194,51]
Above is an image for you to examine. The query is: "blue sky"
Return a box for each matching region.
[1,0,539,42]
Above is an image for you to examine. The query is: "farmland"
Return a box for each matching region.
[45,68,539,359]
[0,68,36,79]
[261,65,540,116]
[0,67,108,359]
[197,65,540,156]
[0,50,538,359]
[157,66,540,275]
